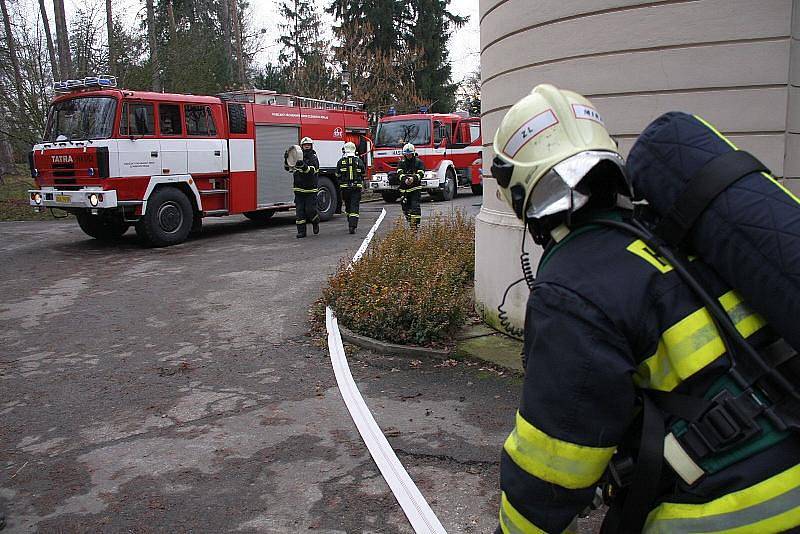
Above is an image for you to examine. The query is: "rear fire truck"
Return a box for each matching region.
[29,76,371,247]
[368,111,481,202]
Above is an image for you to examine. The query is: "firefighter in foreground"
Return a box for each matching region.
[397,143,424,228]
[336,141,366,234]
[491,84,799,533]
[285,137,320,238]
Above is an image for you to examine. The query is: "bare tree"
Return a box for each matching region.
[52,0,73,78]
[229,0,246,87]
[220,0,233,80]
[105,0,114,75]
[38,0,59,79]
[145,0,160,91]
[0,0,25,110]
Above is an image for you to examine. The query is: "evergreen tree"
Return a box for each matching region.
[276,0,337,97]
[329,0,466,112]
[149,0,255,94]
[254,63,288,92]
[407,0,466,112]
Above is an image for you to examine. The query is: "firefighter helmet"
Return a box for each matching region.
[491,84,626,220]
[402,143,415,156]
[343,141,356,155]
[300,137,313,148]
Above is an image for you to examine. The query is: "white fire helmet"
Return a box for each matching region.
[491,84,628,220]
[343,141,357,155]
[402,143,415,156]
[300,137,313,148]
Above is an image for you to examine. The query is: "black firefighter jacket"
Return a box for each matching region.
[498,209,800,534]
[397,156,424,194]
[285,149,320,193]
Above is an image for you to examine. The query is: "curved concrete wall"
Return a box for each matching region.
[476,0,799,336]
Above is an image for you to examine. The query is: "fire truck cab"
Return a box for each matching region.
[368,111,482,203]
[29,76,371,247]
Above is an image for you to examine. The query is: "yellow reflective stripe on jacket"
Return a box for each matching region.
[503,411,616,490]
[499,492,577,534]
[693,114,800,206]
[499,492,546,534]
[293,187,319,193]
[634,290,766,391]
[627,240,674,273]
[644,463,800,533]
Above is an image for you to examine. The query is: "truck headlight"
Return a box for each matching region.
[31,192,42,205]
[88,193,99,207]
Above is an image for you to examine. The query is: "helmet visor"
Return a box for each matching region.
[526,151,624,219]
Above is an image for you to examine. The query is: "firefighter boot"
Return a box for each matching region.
[312,220,320,235]
[296,224,306,238]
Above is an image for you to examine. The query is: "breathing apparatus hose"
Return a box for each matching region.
[496,218,536,339]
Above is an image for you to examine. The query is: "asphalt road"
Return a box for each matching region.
[0,192,530,533]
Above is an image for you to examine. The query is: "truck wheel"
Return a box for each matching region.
[443,169,457,201]
[432,169,457,202]
[136,187,193,247]
[190,214,203,235]
[244,210,275,224]
[471,183,483,195]
[381,191,401,203]
[317,177,336,221]
[76,212,129,241]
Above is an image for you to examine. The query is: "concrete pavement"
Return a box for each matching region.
[1,194,523,533]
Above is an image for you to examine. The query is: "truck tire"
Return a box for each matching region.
[76,211,129,241]
[136,187,193,247]
[190,214,203,235]
[317,177,337,221]
[471,183,483,195]
[381,191,401,203]
[244,210,275,224]
[432,168,457,202]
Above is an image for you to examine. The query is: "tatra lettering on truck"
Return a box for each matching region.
[29,75,371,247]
[368,111,482,203]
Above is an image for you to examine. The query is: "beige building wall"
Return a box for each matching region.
[476,0,798,336]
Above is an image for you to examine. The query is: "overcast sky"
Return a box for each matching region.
[44,0,480,86]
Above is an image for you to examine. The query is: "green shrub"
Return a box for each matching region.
[323,211,475,346]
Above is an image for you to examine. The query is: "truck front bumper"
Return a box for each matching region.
[28,187,120,211]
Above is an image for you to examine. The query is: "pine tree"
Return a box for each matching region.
[276,0,335,97]
[329,0,466,112]
[407,0,466,112]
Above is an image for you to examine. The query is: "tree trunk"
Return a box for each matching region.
[220,0,233,81]
[229,0,246,87]
[52,0,72,78]
[105,0,114,76]
[0,0,25,111]
[146,0,160,91]
[38,0,59,80]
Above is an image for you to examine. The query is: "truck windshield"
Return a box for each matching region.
[375,120,431,147]
[44,97,117,142]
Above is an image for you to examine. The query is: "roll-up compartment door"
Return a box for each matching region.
[255,125,299,205]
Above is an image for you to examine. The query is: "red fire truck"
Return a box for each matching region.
[28,76,371,246]
[368,111,482,202]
